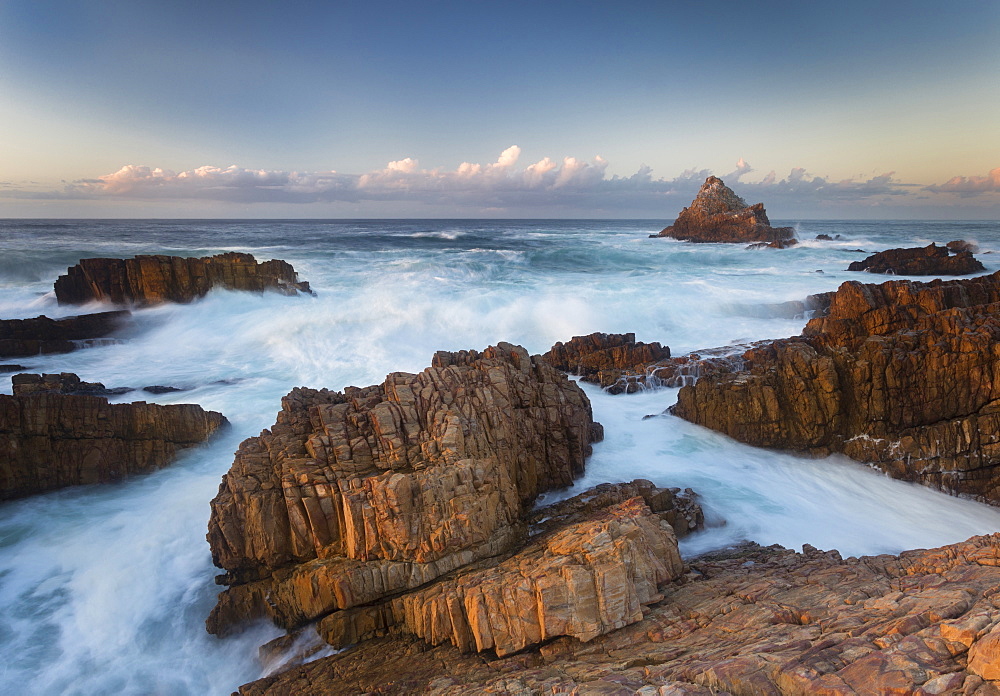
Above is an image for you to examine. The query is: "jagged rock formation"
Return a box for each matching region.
[11,372,132,397]
[206,343,605,643]
[54,252,311,306]
[238,533,1000,695]
[949,239,980,254]
[0,310,131,357]
[652,176,795,244]
[848,243,986,276]
[673,271,1000,502]
[542,332,671,392]
[0,377,226,500]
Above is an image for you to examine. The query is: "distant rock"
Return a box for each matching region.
[948,239,980,254]
[815,233,842,241]
[0,374,226,500]
[12,372,132,397]
[746,239,798,249]
[0,364,26,373]
[652,176,795,244]
[0,310,131,358]
[142,385,188,394]
[848,243,985,276]
[206,343,605,643]
[54,252,312,306]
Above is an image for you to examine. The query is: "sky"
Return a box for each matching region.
[0,0,997,219]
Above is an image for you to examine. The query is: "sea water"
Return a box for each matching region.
[1,218,1000,694]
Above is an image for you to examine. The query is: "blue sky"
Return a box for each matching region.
[0,0,998,218]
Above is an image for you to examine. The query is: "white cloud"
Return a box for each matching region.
[4,147,995,216]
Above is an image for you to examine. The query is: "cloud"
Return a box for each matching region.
[5,148,993,216]
[925,168,1000,196]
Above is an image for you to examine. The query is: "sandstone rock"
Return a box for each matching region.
[0,310,131,358]
[847,243,986,276]
[54,252,312,306]
[673,271,1000,503]
[653,177,795,244]
[237,533,1000,696]
[0,379,226,500]
[318,496,685,657]
[543,332,671,392]
[206,343,603,637]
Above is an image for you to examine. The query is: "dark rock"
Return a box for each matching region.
[54,252,312,306]
[815,233,842,240]
[948,239,980,254]
[0,364,26,373]
[746,238,798,249]
[542,332,670,390]
[653,176,795,244]
[142,385,188,394]
[0,310,131,358]
[10,372,133,397]
[0,376,226,500]
[672,271,1000,503]
[848,243,985,276]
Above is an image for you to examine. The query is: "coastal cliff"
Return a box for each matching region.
[206,343,615,648]
[55,252,311,306]
[673,271,1000,503]
[0,373,226,500]
[653,176,795,244]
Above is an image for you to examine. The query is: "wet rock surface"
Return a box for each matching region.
[206,343,605,642]
[0,310,131,357]
[54,252,312,306]
[542,332,671,392]
[848,243,986,276]
[673,271,1000,503]
[653,176,795,244]
[0,374,226,500]
[238,533,1000,695]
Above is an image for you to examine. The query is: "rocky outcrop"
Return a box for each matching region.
[949,239,980,254]
[542,333,671,392]
[206,343,604,641]
[54,252,311,306]
[0,377,226,500]
[673,271,1000,503]
[0,310,131,357]
[11,372,132,397]
[653,176,795,244]
[238,533,1000,695]
[848,243,986,276]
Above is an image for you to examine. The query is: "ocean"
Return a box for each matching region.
[2,218,1000,694]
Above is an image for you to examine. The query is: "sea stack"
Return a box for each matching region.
[653,176,795,245]
[54,252,312,306]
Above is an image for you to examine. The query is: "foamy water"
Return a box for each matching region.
[1,218,999,694]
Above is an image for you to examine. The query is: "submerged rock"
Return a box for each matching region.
[848,242,985,276]
[54,252,312,306]
[0,374,226,500]
[206,343,605,643]
[12,372,132,397]
[238,533,1000,695]
[652,176,795,244]
[0,310,131,358]
[673,271,1000,503]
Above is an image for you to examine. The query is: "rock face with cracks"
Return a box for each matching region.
[237,533,1000,695]
[0,310,131,357]
[653,176,795,244]
[0,376,226,500]
[673,270,1000,503]
[206,343,606,640]
[54,252,311,306]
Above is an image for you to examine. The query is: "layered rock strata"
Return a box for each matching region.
[12,372,131,397]
[55,252,311,306]
[0,310,131,357]
[543,332,671,391]
[673,271,1000,502]
[653,176,795,244]
[848,243,986,276]
[239,533,1000,695]
[206,343,604,641]
[0,380,226,500]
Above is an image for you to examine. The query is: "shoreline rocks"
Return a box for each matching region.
[0,310,131,358]
[54,252,312,306]
[672,270,1000,503]
[237,532,1000,695]
[0,373,226,500]
[652,176,795,244]
[848,242,986,276]
[206,343,604,643]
